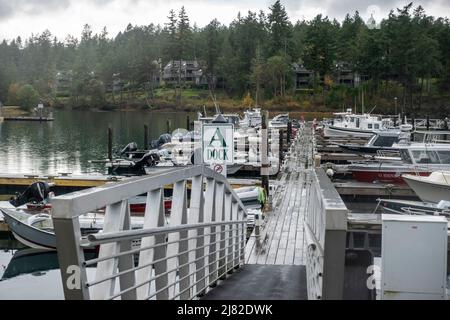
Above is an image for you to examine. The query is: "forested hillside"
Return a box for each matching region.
[0,1,449,115]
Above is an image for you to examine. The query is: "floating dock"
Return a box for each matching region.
[3,116,54,121]
[0,171,260,196]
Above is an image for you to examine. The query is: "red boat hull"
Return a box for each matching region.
[352,170,430,183]
[129,200,172,215]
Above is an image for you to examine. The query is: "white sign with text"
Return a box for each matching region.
[202,123,234,165]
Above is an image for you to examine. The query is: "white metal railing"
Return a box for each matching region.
[304,168,348,300]
[51,165,247,300]
[411,118,448,129]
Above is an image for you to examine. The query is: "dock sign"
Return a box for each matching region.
[202,123,234,165]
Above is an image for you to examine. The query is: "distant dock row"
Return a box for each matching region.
[1,116,54,122]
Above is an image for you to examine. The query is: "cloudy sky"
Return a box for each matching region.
[0,0,449,41]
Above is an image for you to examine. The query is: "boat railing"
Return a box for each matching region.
[402,207,450,217]
[304,168,348,300]
[51,165,247,300]
[376,149,401,159]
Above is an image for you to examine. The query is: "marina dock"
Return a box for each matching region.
[46,124,351,300]
[0,172,260,196]
[3,122,449,301]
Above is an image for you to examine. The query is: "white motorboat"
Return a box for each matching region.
[402,171,450,203]
[324,109,395,138]
[1,208,144,250]
[349,142,450,183]
[240,108,262,128]
[269,113,289,128]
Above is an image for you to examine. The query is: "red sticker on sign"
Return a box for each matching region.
[214,164,224,174]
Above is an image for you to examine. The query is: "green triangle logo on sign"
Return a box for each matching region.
[208,128,227,148]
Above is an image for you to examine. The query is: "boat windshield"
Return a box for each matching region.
[410,150,450,164]
[372,136,399,147]
[399,150,413,164]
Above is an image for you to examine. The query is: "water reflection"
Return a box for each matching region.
[0,110,195,175]
[0,243,100,300]
[1,249,59,280]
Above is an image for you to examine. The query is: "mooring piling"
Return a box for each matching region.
[107,126,113,161]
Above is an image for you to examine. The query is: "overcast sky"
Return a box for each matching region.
[0,0,449,41]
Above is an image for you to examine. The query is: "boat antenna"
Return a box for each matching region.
[368,105,377,115]
[209,87,221,115]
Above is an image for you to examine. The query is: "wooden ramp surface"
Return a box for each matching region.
[245,127,313,266]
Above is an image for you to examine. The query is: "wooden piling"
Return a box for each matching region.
[279,129,283,166]
[426,115,430,131]
[144,124,149,149]
[108,127,113,161]
[166,120,171,134]
[186,115,190,131]
[287,121,292,145]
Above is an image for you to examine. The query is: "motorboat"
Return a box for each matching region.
[1,181,259,250]
[348,142,450,183]
[324,109,395,138]
[105,150,162,175]
[1,208,145,250]
[269,113,289,128]
[234,186,265,209]
[240,108,262,128]
[336,125,412,154]
[337,131,401,154]
[402,171,450,203]
[378,198,450,218]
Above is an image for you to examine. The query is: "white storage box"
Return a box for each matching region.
[381,214,448,300]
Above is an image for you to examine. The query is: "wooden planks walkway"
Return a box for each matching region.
[245,126,313,266]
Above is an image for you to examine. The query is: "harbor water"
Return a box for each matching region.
[0,110,196,299]
[0,110,196,175]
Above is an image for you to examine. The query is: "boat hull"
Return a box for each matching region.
[378,198,443,214]
[324,125,375,138]
[351,168,430,183]
[402,175,450,203]
[1,209,57,250]
[337,144,397,154]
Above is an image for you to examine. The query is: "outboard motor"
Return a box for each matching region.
[119,142,138,156]
[134,151,161,171]
[10,181,50,207]
[150,134,172,149]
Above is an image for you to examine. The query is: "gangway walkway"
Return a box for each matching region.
[202,126,314,300]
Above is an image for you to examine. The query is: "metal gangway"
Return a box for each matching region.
[51,166,247,300]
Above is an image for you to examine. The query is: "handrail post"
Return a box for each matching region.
[219,192,232,279]
[189,174,206,296]
[203,177,216,287]
[53,217,90,300]
[166,179,189,299]
[210,182,225,285]
[232,202,240,269]
[238,209,245,263]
